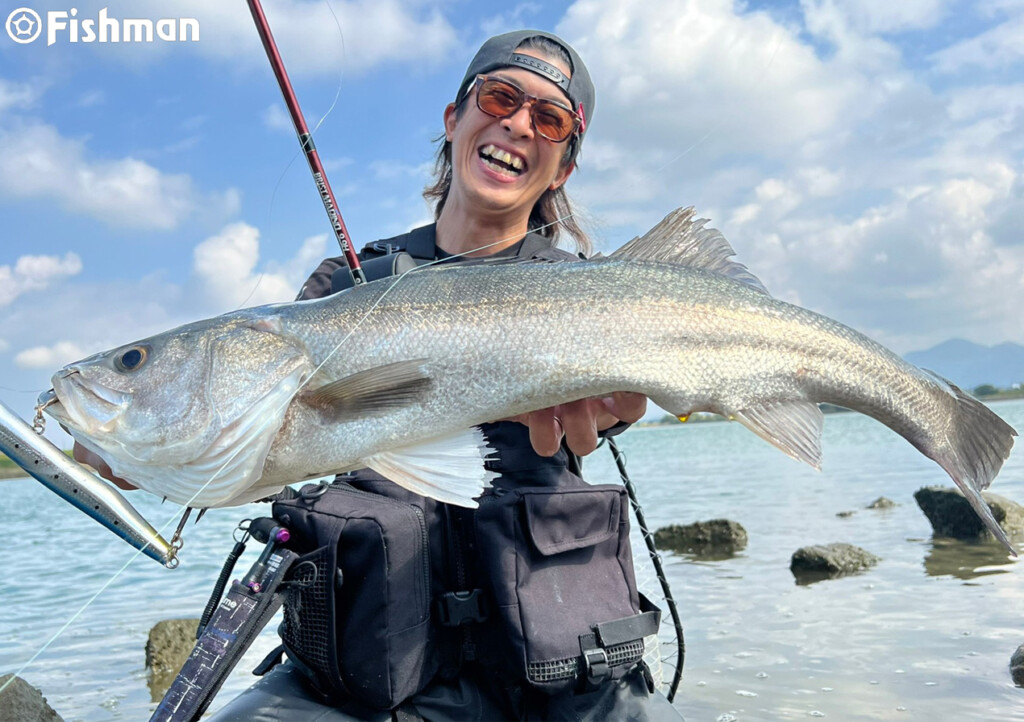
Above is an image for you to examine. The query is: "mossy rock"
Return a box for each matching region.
[790,542,880,584]
[146,618,200,701]
[914,486,1024,541]
[654,519,747,559]
[0,674,64,721]
[1011,644,1024,687]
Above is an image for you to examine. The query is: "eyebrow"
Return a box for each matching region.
[490,71,573,110]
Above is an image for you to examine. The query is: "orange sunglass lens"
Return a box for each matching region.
[477,80,576,141]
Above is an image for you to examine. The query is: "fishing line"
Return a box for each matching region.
[0,537,159,696]
[237,0,348,311]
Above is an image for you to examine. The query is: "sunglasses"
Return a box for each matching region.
[468,75,581,143]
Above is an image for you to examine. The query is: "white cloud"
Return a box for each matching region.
[0,121,238,230]
[61,0,459,76]
[802,0,950,35]
[76,90,105,108]
[3,221,329,391]
[931,13,1024,72]
[562,0,863,154]
[263,103,294,133]
[729,161,1022,351]
[191,222,328,310]
[480,3,544,37]
[0,79,40,115]
[15,341,90,369]
[370,159,433,181]
[0,252,83,307]
[557,0,911,230]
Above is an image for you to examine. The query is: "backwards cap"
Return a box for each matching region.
[456,30,595,139]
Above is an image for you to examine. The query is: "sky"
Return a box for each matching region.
[1,0,1023,432]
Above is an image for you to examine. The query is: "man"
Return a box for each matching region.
[208,29,683,721]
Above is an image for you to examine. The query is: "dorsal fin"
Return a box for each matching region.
[610,206,769,294]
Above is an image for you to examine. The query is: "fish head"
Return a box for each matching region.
[46,314,312,498]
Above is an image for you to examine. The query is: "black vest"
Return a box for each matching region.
[275,226,659,710]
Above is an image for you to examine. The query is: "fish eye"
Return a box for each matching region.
[115,345,150,373]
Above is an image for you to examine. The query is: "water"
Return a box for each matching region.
[1,400,1022,720]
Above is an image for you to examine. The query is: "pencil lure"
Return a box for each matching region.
[0,397,175,567]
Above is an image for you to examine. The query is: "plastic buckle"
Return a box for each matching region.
[436,589,487,626]
[582,648,610,683]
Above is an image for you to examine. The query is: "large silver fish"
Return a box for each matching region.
[43,207,1017,551]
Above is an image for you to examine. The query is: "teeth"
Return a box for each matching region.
[480,144,524,172]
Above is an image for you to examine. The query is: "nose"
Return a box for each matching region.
[501,103,535,139]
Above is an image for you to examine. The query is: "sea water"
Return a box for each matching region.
[1,400,1021,720]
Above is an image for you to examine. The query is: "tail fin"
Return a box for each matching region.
[930,377,1017,554]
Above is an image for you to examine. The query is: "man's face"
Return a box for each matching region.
[443,49,576,228]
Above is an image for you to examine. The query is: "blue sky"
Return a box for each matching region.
[1,0,1023,431]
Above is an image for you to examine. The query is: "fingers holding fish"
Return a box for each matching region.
[513,393,648,457]
[521,406,565,457]
[602,392,648,425]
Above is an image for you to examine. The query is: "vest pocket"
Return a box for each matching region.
[275,482,436,710]
[474,485,649,693]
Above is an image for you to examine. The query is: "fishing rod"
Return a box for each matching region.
[245,0,366,287]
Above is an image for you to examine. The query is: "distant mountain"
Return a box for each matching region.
[904,339,1024,389]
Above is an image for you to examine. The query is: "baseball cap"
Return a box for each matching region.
[456,30,595,139]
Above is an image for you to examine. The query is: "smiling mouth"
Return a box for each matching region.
[479,144,526,176]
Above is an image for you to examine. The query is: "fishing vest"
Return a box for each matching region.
[274,226,661,710]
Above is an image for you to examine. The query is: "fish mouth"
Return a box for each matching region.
[48,370,127,432]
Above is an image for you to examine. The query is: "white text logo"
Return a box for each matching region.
[5,7,200,46]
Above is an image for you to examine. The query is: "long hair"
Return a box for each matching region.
[422,37,592,256]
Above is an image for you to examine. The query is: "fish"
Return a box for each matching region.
[42,206,1018,552]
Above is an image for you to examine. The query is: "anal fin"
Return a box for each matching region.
[363,427,497,508]
[732,400,824,469]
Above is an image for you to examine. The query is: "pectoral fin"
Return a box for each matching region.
[304,359,432,418]
[731,400,824,469]
[363,427,498,508]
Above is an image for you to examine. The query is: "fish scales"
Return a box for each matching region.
[268,259,966,477]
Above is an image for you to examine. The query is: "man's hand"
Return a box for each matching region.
[504,392,647,457]
[73,442,138,491]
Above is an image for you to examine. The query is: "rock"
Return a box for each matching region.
[790,543,880,584]
[867,497,896,509]
[146,618,199,701]
[654,519,748,559]
[836,510,856,518]
[1012,645,1024,687]
[0,674,65,721]
[914,486,1024,541]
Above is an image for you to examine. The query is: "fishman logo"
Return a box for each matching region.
[5,7,199,46]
